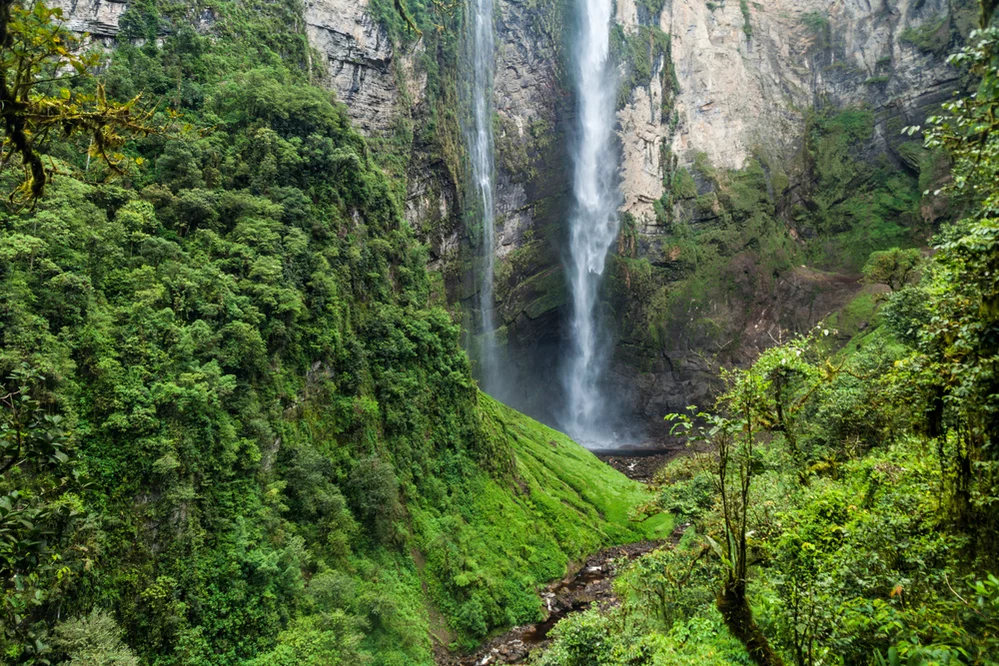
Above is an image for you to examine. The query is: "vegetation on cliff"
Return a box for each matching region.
[4,0,999,664]
[609,102,937,373]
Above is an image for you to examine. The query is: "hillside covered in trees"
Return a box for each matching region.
[0,0,666,662]
[2,0,999,664]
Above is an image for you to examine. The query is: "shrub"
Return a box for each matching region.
[862,247,922,291]
[52,611,140,666]
[347,455,403,545]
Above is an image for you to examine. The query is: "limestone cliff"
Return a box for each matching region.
[603,0,971,436]
[52,0,128,38]
[618,0,971,227]
[303,0,402,135]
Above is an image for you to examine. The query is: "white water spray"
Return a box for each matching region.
[467,0,500,393]
[562,0,620,442]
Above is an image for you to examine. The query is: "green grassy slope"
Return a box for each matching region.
[404,395,671,654]
[245,394,669,663]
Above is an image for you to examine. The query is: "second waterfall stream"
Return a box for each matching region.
[469,0,500,394]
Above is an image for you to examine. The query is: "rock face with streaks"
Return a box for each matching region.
[303,0,401,135]
[616,0,970,227]
[482,0,572,419]
[600,0,970,437]
[51,0,129,38]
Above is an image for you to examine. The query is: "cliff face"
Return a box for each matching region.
[52,0,129,38]
[603,0,970,435]
[617,0,969,225]
[303,0,402,135]
[480,0,965,432]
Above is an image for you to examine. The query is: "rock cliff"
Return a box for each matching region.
[303,0,402,135]
[52,0,128,38]
[617,0,970,226]
[603,0,970,436]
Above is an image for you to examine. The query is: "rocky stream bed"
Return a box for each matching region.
[437,448,677,665]
[449,540,662,665]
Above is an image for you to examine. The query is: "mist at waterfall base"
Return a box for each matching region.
[559,0,625,448]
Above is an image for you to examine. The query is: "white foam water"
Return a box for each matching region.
[467,0,500,393]
[562,0,621,442]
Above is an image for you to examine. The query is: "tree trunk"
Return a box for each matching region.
[717,578,785,666]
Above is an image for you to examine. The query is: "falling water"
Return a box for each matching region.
[562,0,620,442]
[467,0,500,393]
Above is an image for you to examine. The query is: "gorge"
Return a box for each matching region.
[449,0,970,442]
[3,0,999,663]
[49,0,971,442]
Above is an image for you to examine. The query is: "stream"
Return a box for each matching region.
[453,540,662,665]
[443,448,680,665]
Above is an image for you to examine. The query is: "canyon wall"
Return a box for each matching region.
[606,0,971,434]
[619,0,967,225]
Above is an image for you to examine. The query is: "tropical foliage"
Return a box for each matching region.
[0,0,663,663]
[535,14,999,665]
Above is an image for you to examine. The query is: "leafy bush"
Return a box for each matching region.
[347,456,403,545]
[653,455,716,522]
[862,248,922,291]
[52,611,140,666]
[881,286,932,346]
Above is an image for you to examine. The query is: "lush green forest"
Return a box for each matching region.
[534,12,999,666]
[3,0,999,663]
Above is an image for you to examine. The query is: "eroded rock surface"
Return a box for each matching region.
[51,0,129,38]
[616,0,967,226]
[304,0,401,135]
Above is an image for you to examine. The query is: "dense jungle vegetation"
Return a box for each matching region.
[0,0,665,663]
[3,0,999,662]
[535,8,999,666]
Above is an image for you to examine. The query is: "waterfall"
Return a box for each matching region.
[467,0,500,394]
[562,0,620,443]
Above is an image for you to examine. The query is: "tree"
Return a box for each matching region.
[671,367,786,666]
[667,335,838,666]
[1,365,91,662]
[51,610,140,666]
[0,0,156,205]
[862,248,922,292]
[905,21,999,536]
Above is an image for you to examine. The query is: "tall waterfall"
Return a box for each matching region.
[467,0,500,393]
[562,0,620,442]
